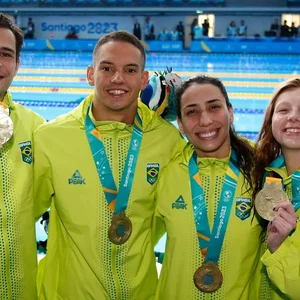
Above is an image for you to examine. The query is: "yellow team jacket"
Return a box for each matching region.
[33,94,186,300]
[154,143,264,300]
[261,165,300,300]
[0,92,44,300]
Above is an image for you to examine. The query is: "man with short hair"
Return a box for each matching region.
[33,30,185,299]
[0,13,44,299]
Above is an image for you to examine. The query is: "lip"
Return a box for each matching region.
[283,127,300,134]
[196,129,219,140]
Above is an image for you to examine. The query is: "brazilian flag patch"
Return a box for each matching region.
[146,163,160,185]
[235,197,252,221]
[18,141,33,165]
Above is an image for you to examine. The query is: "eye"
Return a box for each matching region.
[101,66,112,72]
[277,108,289,113]
[0,52,13,58]
[210,105,221,110]
[186,109,197,115]
[126,68,137,73]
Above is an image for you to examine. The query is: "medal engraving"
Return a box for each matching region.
[255,180,289,221]
[194,262,223,293]
[108,212,132,245]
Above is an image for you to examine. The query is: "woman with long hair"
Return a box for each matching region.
[253,78,300,299]
[153,75,263,299]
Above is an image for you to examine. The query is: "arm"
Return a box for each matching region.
[33,127,54,220]
[262,202,300,299]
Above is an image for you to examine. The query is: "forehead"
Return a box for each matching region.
[181,83,225,105]
[0,27,16,52]
[94,41,143,67]
[275,87,300,106]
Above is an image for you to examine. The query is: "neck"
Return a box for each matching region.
[282,148,300,175]
[91,102,137,125]
[195,146,231,160]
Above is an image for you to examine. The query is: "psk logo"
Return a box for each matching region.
[146,163,160,185]
[223,190,232,201]
[18,141,32,164]
[68,170,86,185]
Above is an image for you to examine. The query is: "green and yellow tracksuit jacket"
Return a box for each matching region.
[33,94,186,300]
[260,165,300,300]
[0,91,44,300]
[153,143,264,300]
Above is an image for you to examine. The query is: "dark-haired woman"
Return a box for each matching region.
[153,75,263,299]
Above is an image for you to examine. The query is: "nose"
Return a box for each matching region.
[287,109,300,122]
[199,111,213,127]
[111,71,124,84]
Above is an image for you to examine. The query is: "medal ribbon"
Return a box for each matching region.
[268,155,300,212]
[85,104,143,215]
[188,150,239,264]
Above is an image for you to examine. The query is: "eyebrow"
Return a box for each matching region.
[99,60,140,68]
[182,98,222,110]
[0,47,15,54]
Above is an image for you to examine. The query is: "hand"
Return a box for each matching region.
[267,202,297,253]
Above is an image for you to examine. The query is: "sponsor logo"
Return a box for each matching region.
[68,170,86,185]
[172,195,187,210]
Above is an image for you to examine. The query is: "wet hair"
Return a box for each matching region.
[253,78,300,199]
[0,13,23,61]
[92,30,146,70]
[176,74,255,193]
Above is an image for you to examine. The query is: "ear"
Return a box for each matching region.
[87,65,95,87]
[177,117,185,134]
[229,106,234,125]
[140,70,149,91]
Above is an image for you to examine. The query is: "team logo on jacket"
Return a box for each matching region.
[172,195,187,209]
[18,141,32,164]
[68,170,86,185]
[146,163,160,185]
[235,197,252,221]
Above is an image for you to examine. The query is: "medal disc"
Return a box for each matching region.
[108,212,132,245]
[255,184,289,221]
[194,262,223,293]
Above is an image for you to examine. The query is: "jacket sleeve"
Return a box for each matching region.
[261,220,300,300]
[33,126,54,220]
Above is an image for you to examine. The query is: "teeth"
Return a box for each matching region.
[199,131,217,138]
[109,90,126,95]
[286,128,300,133]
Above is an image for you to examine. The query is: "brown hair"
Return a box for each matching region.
[253,78,300,199]
[176,74,255,193]
[0,13,23,61]
[92,30,146,70]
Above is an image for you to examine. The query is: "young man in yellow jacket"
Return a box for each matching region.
[33,31,185,299]
[0,13,44,300]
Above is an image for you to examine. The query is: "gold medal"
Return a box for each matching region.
[194,262,223,293]
[255,177,289,221]
[108,212,132,245]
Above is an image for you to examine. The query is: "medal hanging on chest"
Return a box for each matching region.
[189,151,239,293]
[85,104,143,245]
[0,102,13,148]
